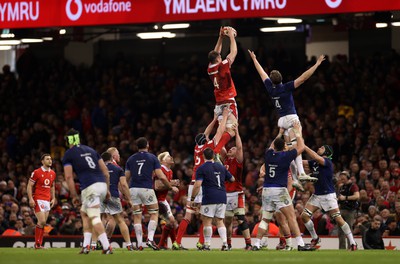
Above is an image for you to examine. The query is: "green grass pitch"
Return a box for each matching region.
[0,248,398,264]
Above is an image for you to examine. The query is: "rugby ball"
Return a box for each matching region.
[222,26,237,37]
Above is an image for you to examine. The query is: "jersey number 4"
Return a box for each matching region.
[275,99,282,109]
[213,76,220,89]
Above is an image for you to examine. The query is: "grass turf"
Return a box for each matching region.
[0,248,398,264]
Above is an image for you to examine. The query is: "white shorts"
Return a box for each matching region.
[277,114,300,136]
[35,200,51,213]
[225,192,245,217]
[130,187,157,206]
[187,184,203,203]
[81,182,107,213]
[159,200,173,219]
[306,193,339,212]
[100,196,123,215]
[200,203,226,219]
[214,98,238,119]
[261,187,292,212]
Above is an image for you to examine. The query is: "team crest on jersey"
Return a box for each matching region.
[312,166,319,175]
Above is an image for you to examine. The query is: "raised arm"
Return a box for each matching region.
[304,145,325,165]
[248,49,269,81]
[292,121,305,156]
[213,27,224,54]
[213,107,229,144]
[225,28,237,65]
[204,114,218,139]
[294,55,325,88]
[269,127,284,149]
[235,125,243,163]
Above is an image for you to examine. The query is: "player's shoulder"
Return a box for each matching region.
[221,59,230,65]
[31,168,40,177]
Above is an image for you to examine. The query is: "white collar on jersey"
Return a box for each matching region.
[161,164,171,171]
[40,166,51,172]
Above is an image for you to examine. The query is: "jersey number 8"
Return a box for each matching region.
[85,156,96,169]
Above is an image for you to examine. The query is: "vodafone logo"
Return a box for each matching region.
[65,0,132,21]
[325,0,342,8]
[66,0,83,21]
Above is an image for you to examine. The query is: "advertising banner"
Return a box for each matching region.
[1,0,400,29]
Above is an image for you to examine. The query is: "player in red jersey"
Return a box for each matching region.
[223,126,252,250]
[172,109,231,250]
[155,152,180,249]
[208,27,238,151]
[27,154,56,249]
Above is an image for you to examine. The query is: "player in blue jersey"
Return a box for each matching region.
[100,151,135,250]
[125,137,174,250]
[301,144,357,251]
[248,50,325,190]
[62,129,113,254]
[191,148,235,251]
[253,122,314,251]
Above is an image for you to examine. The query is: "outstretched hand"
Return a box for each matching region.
[293,120,302,132]
[316,55,326,66]
[248,49,256,60]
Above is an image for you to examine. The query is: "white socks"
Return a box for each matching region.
[134,224,143,247]
[341,222,356,245]
[203,226,213,246]
[147,220,157,241]
[296,236,305,247]
[304,220,318,239]
[83,232,92,247]
[218,226,227,244]
[98,232,110,250]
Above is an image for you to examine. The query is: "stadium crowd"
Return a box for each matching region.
[0,44,399,246]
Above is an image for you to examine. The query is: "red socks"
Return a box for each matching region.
[35,225,44,246]
[158,225,170,248]
[198,223,204,244]
[176,219,189,244]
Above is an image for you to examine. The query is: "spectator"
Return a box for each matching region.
[23,213,36,236]
[383,219,400,236]
[361,216,385,250]
[337,171,360,249]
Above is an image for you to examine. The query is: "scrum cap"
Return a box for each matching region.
[65,129,80,146]
[195,133,207,145]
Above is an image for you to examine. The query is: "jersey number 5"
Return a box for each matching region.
[269,167,276,178]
